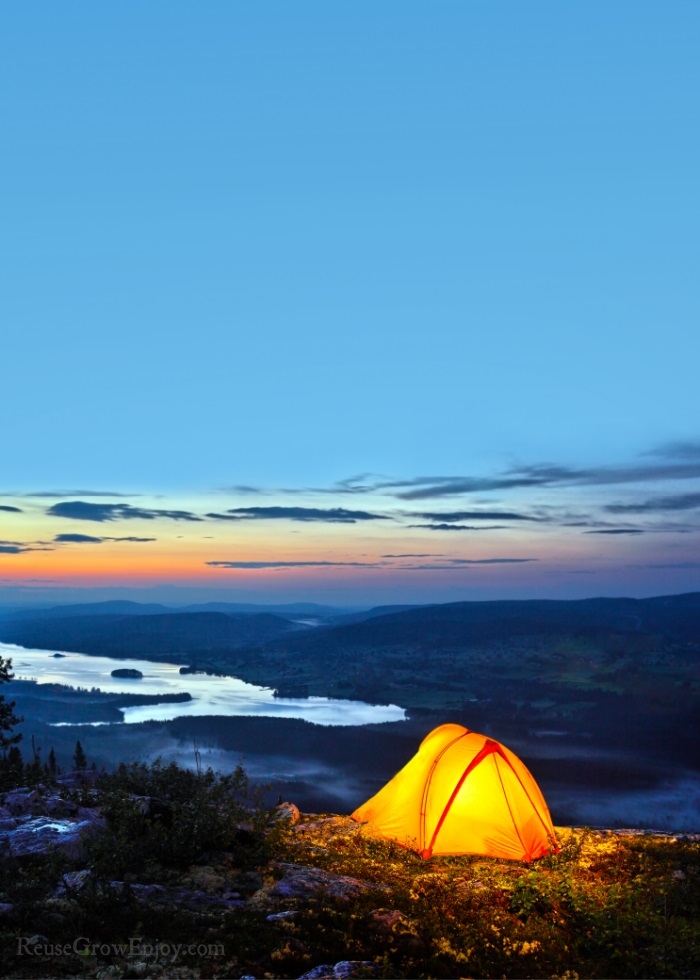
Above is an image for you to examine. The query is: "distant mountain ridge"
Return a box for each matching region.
[0,610,302,659]
[0,599,359,620]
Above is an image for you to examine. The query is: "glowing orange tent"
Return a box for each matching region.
[351,724,557,862]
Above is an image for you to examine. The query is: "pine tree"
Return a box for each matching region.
[48,747,58,777]
[0,656,22,751]
[73,740,87,770]
[0,744,24,790]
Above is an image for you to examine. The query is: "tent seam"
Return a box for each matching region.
[425,738,497,858]
[493,752,528,860]
[419,731,466,853]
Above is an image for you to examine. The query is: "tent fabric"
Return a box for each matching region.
[351,723,557,862]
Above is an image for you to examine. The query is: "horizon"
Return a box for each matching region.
[3,3,699,604]
[1,581,698,612]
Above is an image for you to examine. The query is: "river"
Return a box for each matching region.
[2,642,406,727]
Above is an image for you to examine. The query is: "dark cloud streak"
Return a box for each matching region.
[54,534,156,544]
[408,523,508,531]
[606,493,700,514]
[206,560,382,569]
[48,502,202,523]
[410,510,543,522]
[217,506,389,524]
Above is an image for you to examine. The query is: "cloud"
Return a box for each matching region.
[407,523,508,531]
[583,529,645,535]
[370,557,538,570]
[214,506,389,524]
[55,534,157,544]
[206,560,382,569]
[643,441,700,459]
[606,492,700,515]
[113,536,157,543]
[380,553,441,558]
[0,539,54,554]
[25,490,140,498]
[446,557,537,564]
[332,474,381,494]
[388,476,548,499]
[217,484,267,495]
[206,556,535,570]
[410,510,543,522]
[0,505,22,513]
[47,501,202,523]
[646,561,700,569]
[345,445,700,499]
[55,533,104,544]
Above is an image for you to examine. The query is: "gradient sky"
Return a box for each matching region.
[2,2,699,606]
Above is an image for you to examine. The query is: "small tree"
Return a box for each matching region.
[0,744,24,790]
[47,747,58,777]
[73,740,87,770]
[0,656,22,751]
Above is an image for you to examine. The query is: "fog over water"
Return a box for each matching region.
[139,736,700,832]
[3,643,405,727]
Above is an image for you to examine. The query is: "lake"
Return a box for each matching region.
[2,642,406,727]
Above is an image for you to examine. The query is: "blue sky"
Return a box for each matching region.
[2,2,699,604]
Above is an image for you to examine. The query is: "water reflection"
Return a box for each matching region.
[3,643,405,727]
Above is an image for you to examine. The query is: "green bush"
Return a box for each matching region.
[88,759,273,878]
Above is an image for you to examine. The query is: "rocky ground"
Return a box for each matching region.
[0,770,699,979]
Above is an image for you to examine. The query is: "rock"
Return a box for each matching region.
[3,789,43,816]
[367,908,423,951]
[0,815,105,861]
[275,802,300,825]
[271,863,391,902]
[55,770,101,789]
[297,966,335,980]
[45,796,80,818]
[298,963,379,980]
[295,816,357,835]
[53,869,93,896]
[266,910,299,921]
[334,963,380,979]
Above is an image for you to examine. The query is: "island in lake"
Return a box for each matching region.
[110,667,143,679]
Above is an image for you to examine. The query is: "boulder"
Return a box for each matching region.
[271,863,390,902]
[55,769,101,789]
[3,789,43,816]
[274,801,301,825]
[0,815,105,861]
[297,967,335,980]
[298,963,379,980]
